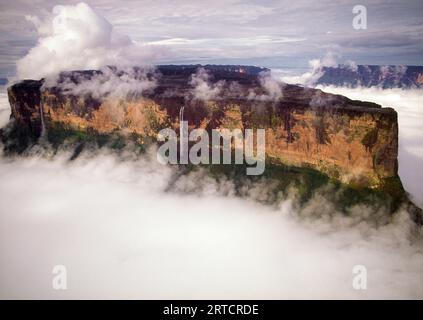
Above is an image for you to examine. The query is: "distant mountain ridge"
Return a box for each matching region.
[157,64,268,76]
[316,65,423,89]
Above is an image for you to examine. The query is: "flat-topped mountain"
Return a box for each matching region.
[3,64,420,218]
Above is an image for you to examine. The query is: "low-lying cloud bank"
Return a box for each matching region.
[0,148,422,299]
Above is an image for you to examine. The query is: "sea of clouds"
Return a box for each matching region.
[0,147,422,299]
[0,2,423,299]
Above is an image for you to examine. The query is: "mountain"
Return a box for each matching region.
[2,65,421,218]
[316,65,423,88]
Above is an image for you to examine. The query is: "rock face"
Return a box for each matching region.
[316,65,423,88]
[7,65,399,188]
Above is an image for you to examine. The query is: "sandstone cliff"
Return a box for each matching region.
[6,65,398,190]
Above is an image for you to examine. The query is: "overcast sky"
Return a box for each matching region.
[1,0,423,78]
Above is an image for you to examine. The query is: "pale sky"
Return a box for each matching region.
[1,0,423,78]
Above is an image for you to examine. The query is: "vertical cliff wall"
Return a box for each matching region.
[6,66,399,189]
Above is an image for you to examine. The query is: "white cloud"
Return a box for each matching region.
[16,2,168,80]
[51,66,157,100]
[0,91,10,128]
[247,71,283,101]
[190,67,224,100]
[280,52,340,86]
[343,59,358,72]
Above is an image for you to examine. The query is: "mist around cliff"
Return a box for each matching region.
[2,66,423,299]
[44,66,158,101]
[1,86,423,298]
[0,91,9,129]
[1,2,423,299]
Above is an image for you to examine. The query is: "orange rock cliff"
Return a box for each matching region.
[7,65,399,189]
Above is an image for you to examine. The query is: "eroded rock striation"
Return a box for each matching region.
[6,65,399,188]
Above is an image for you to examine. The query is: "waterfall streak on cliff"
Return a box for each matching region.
[39,104,46,137]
